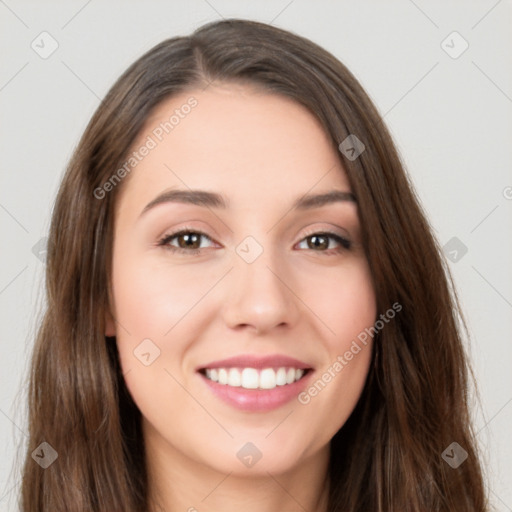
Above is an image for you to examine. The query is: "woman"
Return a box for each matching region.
[20,18,488,511]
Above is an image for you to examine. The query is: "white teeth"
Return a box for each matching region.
[203,366,307,390]
[259,368,276,389]
[276,367,287,386]
[218,368,228,385]
[241,368,259,389]
[228,368,241,387]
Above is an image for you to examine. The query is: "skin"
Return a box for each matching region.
[105,83,377,512]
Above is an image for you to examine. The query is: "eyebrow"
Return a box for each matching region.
[139,188,356,217]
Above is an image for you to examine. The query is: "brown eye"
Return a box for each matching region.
[176,232,202,249]
[298,232,351,252]
[158,230,215,254]
[307,234,329,250]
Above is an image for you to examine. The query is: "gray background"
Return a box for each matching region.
[1,1,511,510]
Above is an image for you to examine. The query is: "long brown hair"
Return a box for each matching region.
[19,18,488,511]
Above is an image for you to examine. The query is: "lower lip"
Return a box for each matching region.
[199,371,313,412]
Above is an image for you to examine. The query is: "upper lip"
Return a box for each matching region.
[197,354,313,371]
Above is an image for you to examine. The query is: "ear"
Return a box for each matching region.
[105,309,117,337]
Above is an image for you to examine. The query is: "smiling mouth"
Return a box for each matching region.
[199,367,311,390]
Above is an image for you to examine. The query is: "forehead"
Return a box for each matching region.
[117,83,351,216]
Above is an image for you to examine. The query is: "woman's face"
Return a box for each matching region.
[107,83,377,476]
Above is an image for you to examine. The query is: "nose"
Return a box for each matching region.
[221,247,301,335]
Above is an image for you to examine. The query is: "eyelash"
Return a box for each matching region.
[157,227,351,256]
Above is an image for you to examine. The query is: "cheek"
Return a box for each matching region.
[111,251,222,339]
[295,258,376,433]
[323,259,376,385]
[298,256,376,342]
[110,249,227,401]
[110,254,211,422]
